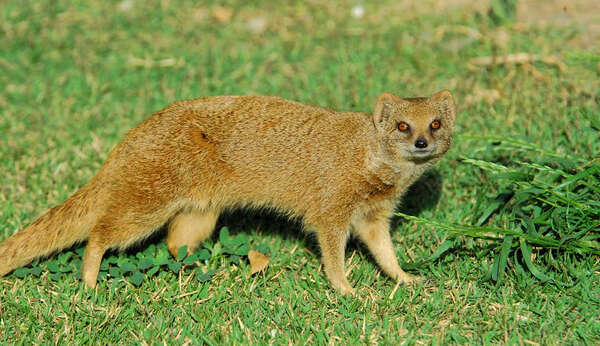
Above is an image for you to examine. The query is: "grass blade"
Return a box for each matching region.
[519,238,551,283]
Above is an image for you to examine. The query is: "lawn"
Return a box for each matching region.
[1,0,599,344]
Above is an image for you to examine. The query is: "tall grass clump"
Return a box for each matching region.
[398,136,600,285]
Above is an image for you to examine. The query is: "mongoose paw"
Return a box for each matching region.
[332,280,355,296]
[339,285,355,296]
[396,273,422,285]
[82,273,98,289]
[83,280,97,290]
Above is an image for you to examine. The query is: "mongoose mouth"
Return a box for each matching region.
[409,149,434,158]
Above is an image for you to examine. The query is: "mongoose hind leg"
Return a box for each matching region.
[352,214,420,284]
[82,233,106,289]
[81,212,169,288]
[166,209,219,258]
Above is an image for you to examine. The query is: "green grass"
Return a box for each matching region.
[1,0,599,344]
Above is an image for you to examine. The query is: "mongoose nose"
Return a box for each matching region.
[414,137,428,149]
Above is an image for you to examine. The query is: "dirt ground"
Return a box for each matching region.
[414,0,599,48]
[517,0,600,47]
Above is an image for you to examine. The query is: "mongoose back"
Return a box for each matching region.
[0,91,456,294]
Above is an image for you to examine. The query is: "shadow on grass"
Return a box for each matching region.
[213,169,443,254]
[393,169,443,229]
[122,169,443,260]
[213,168,442,256]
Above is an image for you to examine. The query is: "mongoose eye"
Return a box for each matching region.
[430,120,441,130]
[397,122,410,132]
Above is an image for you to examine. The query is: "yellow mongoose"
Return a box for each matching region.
[0,91,456,294]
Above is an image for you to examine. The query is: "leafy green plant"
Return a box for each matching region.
[8,226,269,287]
[398,136,600,285]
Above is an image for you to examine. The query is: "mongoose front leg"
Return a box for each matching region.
[316,228,354,295]
[166,209,219,258]
[353,215,419,284]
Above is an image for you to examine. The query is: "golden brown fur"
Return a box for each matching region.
[0,91,456,294]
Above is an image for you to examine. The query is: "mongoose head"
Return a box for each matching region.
[372,90,456,162]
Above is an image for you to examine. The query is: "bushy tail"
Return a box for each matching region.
[0,185,99,276]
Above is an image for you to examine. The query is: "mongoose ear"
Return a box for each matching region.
[373,92,399,124]
[432,89,456,123]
